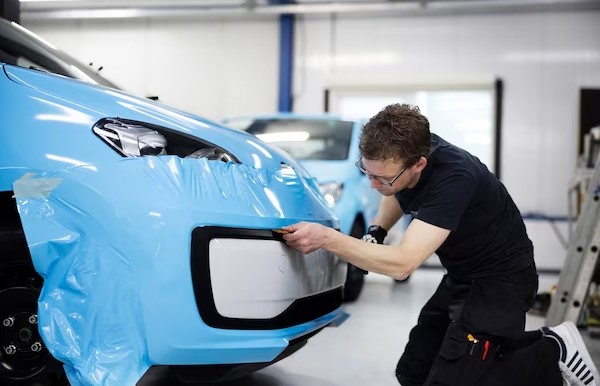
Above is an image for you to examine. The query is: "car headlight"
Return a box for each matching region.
[93,119,167,157]
[93,118,239,162]
[319,181,343,207]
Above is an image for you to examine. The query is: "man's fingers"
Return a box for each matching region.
[282,222,302,233]
[279,222,319,255]
[282,231,307,250]
[282,223,306,240]
[282,231,300,242]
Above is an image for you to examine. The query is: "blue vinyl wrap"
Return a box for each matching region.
[1,63,345,386]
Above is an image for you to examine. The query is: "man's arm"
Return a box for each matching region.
[371,195,403,231]
[283,219,450,281]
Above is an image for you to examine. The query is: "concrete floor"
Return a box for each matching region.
[138,268,600,385]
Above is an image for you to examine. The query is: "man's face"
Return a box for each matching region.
[358,157,417,195]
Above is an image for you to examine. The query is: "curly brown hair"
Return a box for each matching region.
[359,103,431,166]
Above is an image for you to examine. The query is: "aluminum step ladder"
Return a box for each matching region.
[546,131,600,326]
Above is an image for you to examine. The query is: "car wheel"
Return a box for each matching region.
[343,219,366,302]
[0,265,67,386]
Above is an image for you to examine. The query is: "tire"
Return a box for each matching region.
[343,264,365,302]
[343,219,366,302]
[0,264,68,386]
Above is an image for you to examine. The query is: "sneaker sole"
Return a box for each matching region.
[564,321,600,382]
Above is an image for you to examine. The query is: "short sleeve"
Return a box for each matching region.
[414,172,476,231]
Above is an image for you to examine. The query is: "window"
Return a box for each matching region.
[328,86,496,172]
[245,119,353,161]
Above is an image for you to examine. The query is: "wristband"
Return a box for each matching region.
[367,225,387,244]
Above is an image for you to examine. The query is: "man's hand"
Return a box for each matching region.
[362,225,387,245]
[282,222,330,254]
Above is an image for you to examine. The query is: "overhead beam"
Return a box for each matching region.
[20,0,600,21]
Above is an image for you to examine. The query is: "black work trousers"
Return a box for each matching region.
[395,264,563,386]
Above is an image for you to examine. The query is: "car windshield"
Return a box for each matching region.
[245,119,353,161]
[0,19,121,90]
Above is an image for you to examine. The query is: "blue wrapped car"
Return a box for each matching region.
[0,63,348,386]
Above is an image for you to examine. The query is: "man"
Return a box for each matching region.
[282,103,598,386]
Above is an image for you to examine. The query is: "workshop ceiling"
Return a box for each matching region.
[19,0,600,20]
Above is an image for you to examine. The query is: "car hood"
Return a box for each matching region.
[1,64,299,174]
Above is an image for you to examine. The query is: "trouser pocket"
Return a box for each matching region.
[463,266,537,336]
[425,323,498,386]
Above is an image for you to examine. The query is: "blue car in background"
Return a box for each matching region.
[224,114,382,301]
[0,63,348,386]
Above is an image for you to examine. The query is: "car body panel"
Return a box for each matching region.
[2,64,292,178]
[209,238,346,318]
[1,64,347,386]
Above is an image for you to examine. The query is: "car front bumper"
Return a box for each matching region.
[14,156,346,386]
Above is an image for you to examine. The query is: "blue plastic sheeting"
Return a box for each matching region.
[14,156,337,386]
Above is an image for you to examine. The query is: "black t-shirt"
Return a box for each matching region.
[395,134,533,280]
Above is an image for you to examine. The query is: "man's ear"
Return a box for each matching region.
[414,156,427,172]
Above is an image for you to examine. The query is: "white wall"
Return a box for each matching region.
[24,10,600,269]
[25,17,281,120]
[293,11,600,215]
[292,11,600,269]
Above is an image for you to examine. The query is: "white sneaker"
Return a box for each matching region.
[543,321,599,386]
